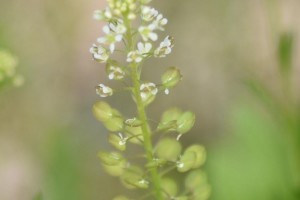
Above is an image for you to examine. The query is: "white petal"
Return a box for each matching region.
[149,33,158,41]
[137,42,144,52]
[103,25,110,34]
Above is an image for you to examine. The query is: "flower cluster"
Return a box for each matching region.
[90,1,210,200]
[0,50,24,88]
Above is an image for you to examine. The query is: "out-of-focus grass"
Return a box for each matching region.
[208,103,298,200]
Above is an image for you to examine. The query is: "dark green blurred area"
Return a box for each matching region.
[0,0,299,200]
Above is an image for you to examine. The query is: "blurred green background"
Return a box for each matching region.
[0,0,300,199]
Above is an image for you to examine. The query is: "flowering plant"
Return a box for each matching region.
[90,0,210,199]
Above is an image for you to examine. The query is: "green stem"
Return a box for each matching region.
[131,63,164,200]
[124,16,163,200]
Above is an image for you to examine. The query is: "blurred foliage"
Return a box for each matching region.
[0,0,299,199]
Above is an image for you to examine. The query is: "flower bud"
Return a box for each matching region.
[155,138,182,161]
[96,84,113,97]
[177,111,195,134]
[161,67,182,88]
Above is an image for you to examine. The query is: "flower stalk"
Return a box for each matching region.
[90,0,210,199]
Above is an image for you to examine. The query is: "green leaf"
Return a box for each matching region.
[93,101,114,122]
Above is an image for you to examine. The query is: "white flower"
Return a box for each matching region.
[127,51,143,63]
[106,65,125,80]
[141,6,158,22]
[96,84,113,97]
[97,21,126,53]
[93,8,112,20]
[90,44,109,62]
[137,42,152,56]
[109,20,127,35]
[154,36,174,58]
[138,25,158,41]
[140,82,158,100]
[152,14,168,30]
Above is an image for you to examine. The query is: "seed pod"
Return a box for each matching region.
[98,151,124,166]
[157,107,182,132]
[185,145,206,168]
[177,151,196,173]
[184,169,208,191]
[177,111,195,134]
[103,116,124,132]
[93,101,113,122]
[121,166,148,189]
[161,177,178,197]
[108,133,127,151]
[102,160,127,177]
[161,67,182,88]
[124,125,144,145]
[155,138,182,161]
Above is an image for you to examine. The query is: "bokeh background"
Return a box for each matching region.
[1,0,300,199]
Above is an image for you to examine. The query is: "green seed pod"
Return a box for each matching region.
[102,116,124,132]
[185,145,206,168]
[98,151,124,166]
[145,158,166,168]
[157,108,182,132]
[155,138,182,161]
[108,133,127,151]
[192,184,211,200]
[113,196,130,200]
[124,125,144,145]
[93,101,113,122]
[177,111,195,134]
[102,160,126,177]
[177,151,196,173]
[184,169,208,191]
[161,177,178,197]
[161,67,182,88]
[121,166,148,189]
